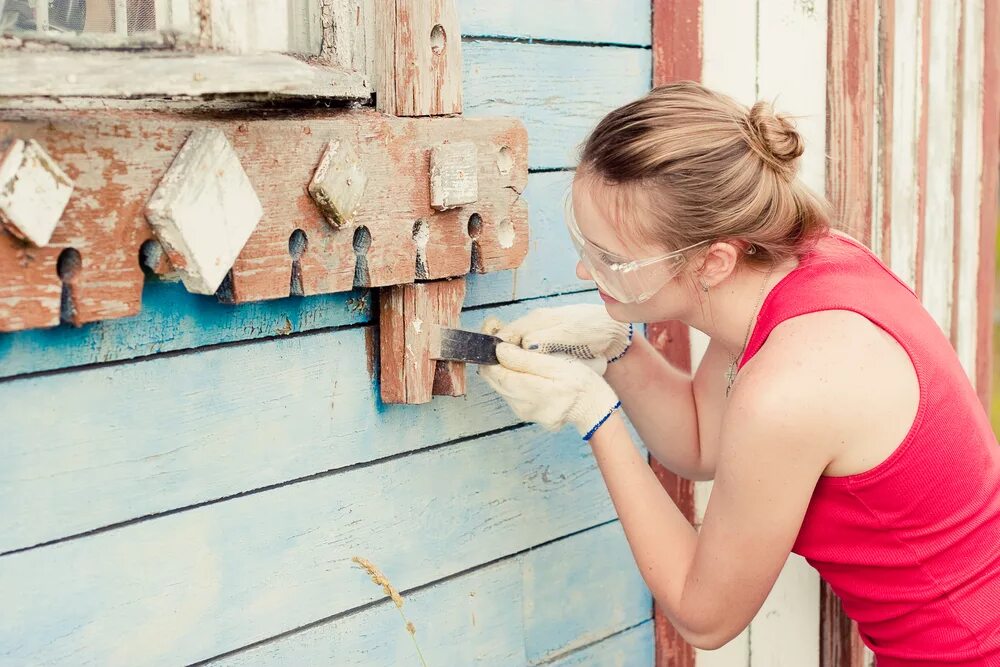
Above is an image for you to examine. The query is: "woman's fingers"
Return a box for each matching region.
[495,342,576,378]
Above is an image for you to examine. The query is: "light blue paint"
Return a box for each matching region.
[463,40,653,170]
[458,0,652,46]
[209,522,649,667]
[0,425,617,666]
[550,622,655,667]
[0,292,603,554]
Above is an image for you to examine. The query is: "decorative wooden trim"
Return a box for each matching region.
[651,1,700,664]
[976,0,999,407]
[0,111,528,332]
[826,0,877,245]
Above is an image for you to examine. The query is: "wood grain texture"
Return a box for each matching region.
[976,0,999,406]
[457,0,652,46]
[374,0,463,116]
[0,423,616,666]
[651,2,700,664]
[0,110,528,332]
[0,171,576,380]
[821,584,867,667]
[207,522,651,666]
[876,0,896,264]
[547,623,655,667]
[0,51,370,99]
[0,292,600,554]
[462,40,652,170]
[0,138,75,247]
[826,0,877,244]
[379,277,466,404]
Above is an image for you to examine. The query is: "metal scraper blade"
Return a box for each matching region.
[427,325,501,365]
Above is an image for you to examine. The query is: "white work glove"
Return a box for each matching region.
[495,305,634,372]
[479,341,622,440]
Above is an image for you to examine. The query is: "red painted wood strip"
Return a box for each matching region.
[976,0,999,407]
[914,1,932,301]
[950,1,967,348]
[878,0,896,265]
[651,1,701,664]
[826,0,878,245]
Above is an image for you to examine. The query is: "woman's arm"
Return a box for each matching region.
[590,358,833,648]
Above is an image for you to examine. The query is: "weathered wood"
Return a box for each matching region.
[821,584,867,667]
[320,0,368,71]
[145,128,264,295]
[0,110,528,332]
[0,424,616,666]
[462,40,652,170]
[0,292,597,553]
[307,139,369,229]
[920,0,961,335]
[379,277,466,404]
[914,2,932,301]
[976,0,999,406]
[0,138,74,247]
[374,0,463,116]
[457,0,652,46]
[207,522,650,666]
[876,0,896,263]
[827,0,877,244]
[430,141,478,210]
[0,52,370,99]
[548,623,654,667]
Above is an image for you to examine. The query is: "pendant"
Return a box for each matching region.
[724,362,737,397]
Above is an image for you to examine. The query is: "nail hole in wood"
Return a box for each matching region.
[56,247,81,325]
[468,213,484,272]
[497,218,515,249]
[430,24,446,55]
[138,238,164,276]
[215,270,236,303]
[496,146,513,176]
[353,225,372,287]
[413,219,429,280]
[288,229,308,296]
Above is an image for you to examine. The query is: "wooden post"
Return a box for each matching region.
[651,0,700,664]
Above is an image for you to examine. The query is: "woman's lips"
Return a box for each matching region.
[598,290,619,304]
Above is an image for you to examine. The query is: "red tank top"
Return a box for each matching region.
[740,233,1000,665]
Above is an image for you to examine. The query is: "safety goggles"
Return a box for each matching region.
[564,196,708,304]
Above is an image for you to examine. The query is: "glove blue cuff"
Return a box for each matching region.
[607,324,634,364]
[582,401,622,441]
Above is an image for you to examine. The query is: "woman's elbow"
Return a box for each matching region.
[680,628,737,651]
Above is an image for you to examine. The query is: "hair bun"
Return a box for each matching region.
[745,101,805,178]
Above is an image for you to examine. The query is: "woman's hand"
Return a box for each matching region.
[479,342,621,439]
[494,304,633,369]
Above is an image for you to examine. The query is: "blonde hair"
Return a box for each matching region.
[579,81,831,266]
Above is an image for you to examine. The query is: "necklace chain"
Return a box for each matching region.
[725,264,776,397]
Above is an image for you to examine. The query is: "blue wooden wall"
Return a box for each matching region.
[0,3,654,664]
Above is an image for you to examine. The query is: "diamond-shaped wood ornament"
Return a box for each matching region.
[430,142,478,210]
[0,139,74,247]
[145,128,264,295]
[308,139,368,229]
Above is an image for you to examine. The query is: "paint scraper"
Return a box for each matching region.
[427,324,502,365]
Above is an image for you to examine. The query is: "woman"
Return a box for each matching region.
[480,82,1000,665]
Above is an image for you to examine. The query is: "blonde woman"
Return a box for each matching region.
[480,82,1000,665]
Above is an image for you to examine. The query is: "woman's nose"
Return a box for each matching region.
[576,260,592,281]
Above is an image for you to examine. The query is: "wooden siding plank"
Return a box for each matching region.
[752,1,827,664]
[920,0,961,333]
[0,292,599,554]
[702,0,756,105]
[0,424,616,666]
[888,0,923,289]
[547,622,655,667]
[0,171,576,380]
[207,522,650,666]
[954,0,986,378]
[457,0,652,46]
[462,40,652,170]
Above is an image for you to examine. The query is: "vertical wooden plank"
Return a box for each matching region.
[875,0,895,264]
[651,1,701,664]
[753,1,826,665]
[954,0,985,377]
[888,1,924,289]
[920,0,961,333]
[826,0,877,244]
[976,0,1000,406]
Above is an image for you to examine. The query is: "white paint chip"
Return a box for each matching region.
[145,128,264,295]
[497,218,515,249]
[430,142,479,210]
[308,139,368,229]
[0,139,74,247]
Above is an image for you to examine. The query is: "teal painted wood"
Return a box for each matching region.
[549,622,655,667]
[0,172,584,380]
[458,0,652,46]
[0,425,617,666]
[463,41,652,170]
[0,292,603,554]
[208,522,650,666]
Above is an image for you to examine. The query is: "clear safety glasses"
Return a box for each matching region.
[564,196,708,304]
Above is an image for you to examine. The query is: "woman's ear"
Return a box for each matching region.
[694,242,741,289]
